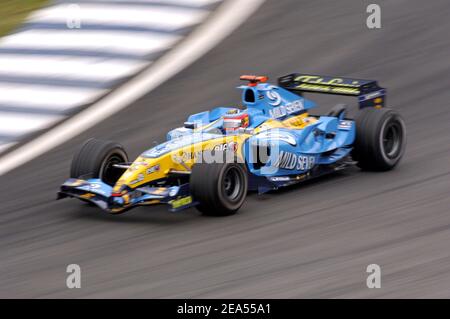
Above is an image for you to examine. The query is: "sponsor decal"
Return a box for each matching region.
[297,83,360,95]
[213,142,238,152]
[146,164,160,175]
[338,120,353,130]
[170,196,192,209]
[65,179,85,187]
[174,150,203,163]
[269,176,290,182]
[254,131,297,146]
[266,86,282,106]
[272,151,315,171]
[129,161,149,171]
[134,161,149,166]
[79,193,95,199]
[269,100,304,119]
[359,90,384,101]
[153,188,168,195]
[78,182,106,195]
[283,115,305,128]
[268,174,307,182]
[168,127,192,139]
[130,173,144,185]
[169,188,178,197]
[295,75,361,87]
[143,133,219,158]
[295,173,308,180]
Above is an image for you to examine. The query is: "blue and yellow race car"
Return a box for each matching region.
[58,73,406,216]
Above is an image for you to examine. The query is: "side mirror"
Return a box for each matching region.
[184,122,198,129]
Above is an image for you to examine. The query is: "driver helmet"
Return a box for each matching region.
[223,112,249,133]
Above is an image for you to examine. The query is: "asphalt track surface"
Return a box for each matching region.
[1,0,450,298]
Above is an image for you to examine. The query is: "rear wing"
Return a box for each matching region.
[278,73,386,109]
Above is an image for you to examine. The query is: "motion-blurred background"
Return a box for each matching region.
[0,0,221,154]
[1,0,450,298]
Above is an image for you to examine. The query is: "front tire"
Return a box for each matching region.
[190,161,248,216]
[70,138,128,186]
[352,108,406,171]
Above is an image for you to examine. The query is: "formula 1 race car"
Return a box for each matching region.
[58,73,406,215]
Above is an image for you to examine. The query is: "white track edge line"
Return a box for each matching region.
[0,0,266,176]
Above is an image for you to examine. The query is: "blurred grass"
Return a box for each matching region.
[0,0,50,37]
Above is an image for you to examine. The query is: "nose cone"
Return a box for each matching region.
[112,158,163,194]
[112,160,148,192]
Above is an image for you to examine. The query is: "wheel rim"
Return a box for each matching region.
[222,167,242,201]
[100,154,124,186]
[382,120,403,159]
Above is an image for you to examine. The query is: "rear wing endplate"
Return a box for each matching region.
[278,73,386,109]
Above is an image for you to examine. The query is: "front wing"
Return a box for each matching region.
[57,178,197,213]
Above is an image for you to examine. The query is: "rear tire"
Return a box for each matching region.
[190,160,248,216]
[70,138,128,186]
[352,108,406,171]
